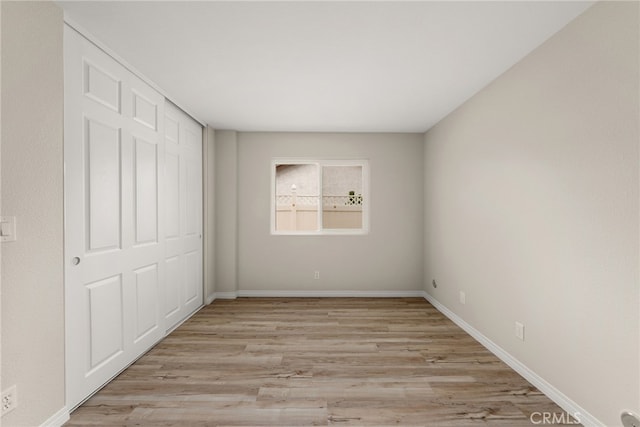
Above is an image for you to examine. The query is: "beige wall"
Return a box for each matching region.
[214,130,239,296]
[1,1,66,425]
[203,126,216,303]
[236,132,424,294]
[423,2,639,426]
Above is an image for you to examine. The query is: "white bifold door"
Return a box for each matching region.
[64,26,203,409]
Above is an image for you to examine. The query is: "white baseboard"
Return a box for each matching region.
[205,293,216,304]
[422,292,603,427]
[40,406,69,427]
[213,291,239,299]
[236,290,426,298]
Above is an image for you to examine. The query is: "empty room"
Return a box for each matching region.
[1,1,638,426]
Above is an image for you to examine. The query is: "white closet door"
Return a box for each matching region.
[164,102,203,331]
[64,26,165,409]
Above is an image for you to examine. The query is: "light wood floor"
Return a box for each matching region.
[66,298,576,426]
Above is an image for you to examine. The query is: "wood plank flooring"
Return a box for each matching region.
[65,298,577,426]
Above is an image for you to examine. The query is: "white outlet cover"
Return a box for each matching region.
[1,384,17,415]
[515,322,525,341]
[459,291,466,305]
[0,216,17,242]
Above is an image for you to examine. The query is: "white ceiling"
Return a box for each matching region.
[57,1,594,133]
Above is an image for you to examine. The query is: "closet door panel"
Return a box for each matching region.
[65,25,203,410]
[65,26,165,409]
[85,117,122,252]
[87,275,124,371]
[164,102,203,330]
[134,138,159,245]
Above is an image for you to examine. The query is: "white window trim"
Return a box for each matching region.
[271,158,370,236]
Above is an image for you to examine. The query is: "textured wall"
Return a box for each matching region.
[423,2,639,425]
[236,132,424,294]
[1,1,66,425]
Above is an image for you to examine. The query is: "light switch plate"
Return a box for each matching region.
[0,216,17,242]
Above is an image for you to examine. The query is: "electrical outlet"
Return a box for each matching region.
[459,291,466,305]
[314,271,320,280]
[2,385,17,415]
[432,279,437,288]
[621,411,640,427]
[515,322,525,341]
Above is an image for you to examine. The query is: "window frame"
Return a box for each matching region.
[270,158,370,236]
